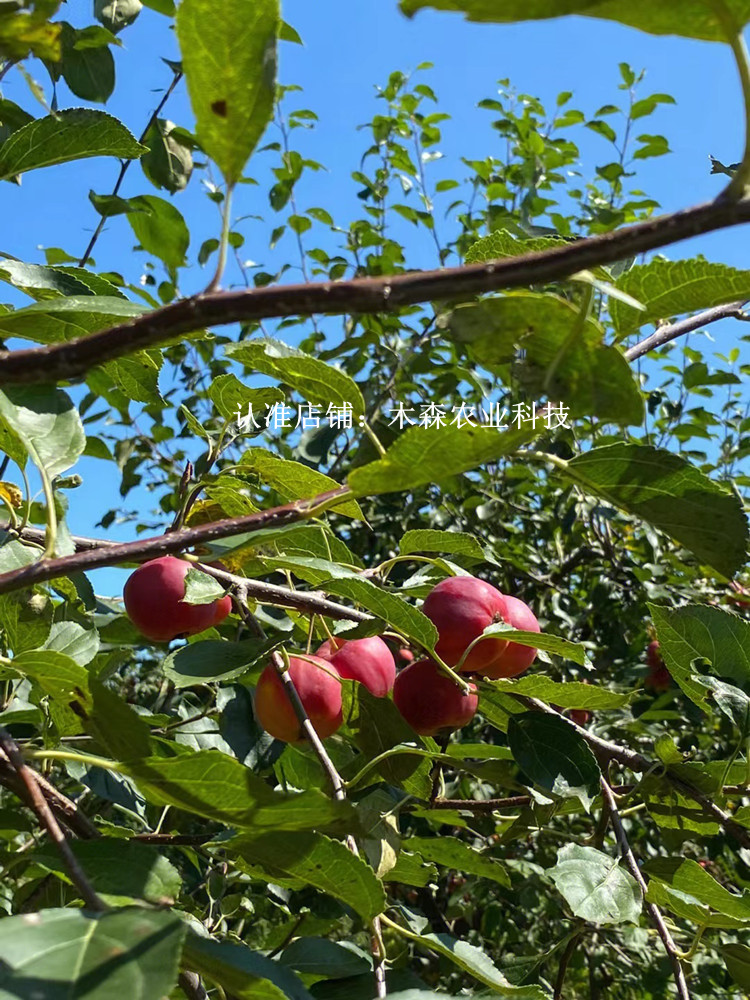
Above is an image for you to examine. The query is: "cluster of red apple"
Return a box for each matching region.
[123,559,540,743]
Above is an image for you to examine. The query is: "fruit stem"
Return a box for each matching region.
[713,0,750,200]
[25,749,120,771]
[205,183,234,293]
[361,419,387,457]
[38,467,58,560]
[346,745,454,791]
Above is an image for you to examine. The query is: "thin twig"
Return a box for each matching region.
[0,727,105,911]
[600,776,691,1000]
[5,195,750,383]
[553,929,583,1000]
[270,651,387,998]
[625,300,748,361]
[178,970,209,1000]
[79,70,183,267]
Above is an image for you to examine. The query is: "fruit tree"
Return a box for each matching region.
[1,1,750,999]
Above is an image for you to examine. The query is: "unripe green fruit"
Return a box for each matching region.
[254,655,343,743]
[393,658,478,736]
[316,635,396,697]
[123,556,231,642]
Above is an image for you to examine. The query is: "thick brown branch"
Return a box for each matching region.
[625,300,749,361]
[600,777,691,1000]
[0,487,349,596]
[3,196,750,384]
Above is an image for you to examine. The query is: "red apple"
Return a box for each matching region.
[124,556,230,642]
[254,654,343,743]
[483,595,540,679]
[316,635,396,697]
[645,640,671,692]
[422,576,509,674]
[393,658,478,736]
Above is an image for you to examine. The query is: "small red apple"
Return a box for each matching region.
[123,556,231,642]
[254,654,343,743]
[645,640,671,692]
[393,658,478,736]
[482,595,540,679]
[422,576,509,673]
[316,635,396,697]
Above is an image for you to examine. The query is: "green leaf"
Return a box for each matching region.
[183,566,227,604]
[446,293,643,424]
[349,423,535,497]
[163,637,275,688]
[176,0,279,185]
[0,109,145,181]
[648,603,750,709]
[408,836,510,887]
[227,339,365,416]
[562,443,748,578]
[644,879,742,928]
[227,830,386,921]
[0,385,84,478]
[95,0,142,33]
[507,711,601,807]
[43,620,99,666]
[398,0,750,43]
[611,258,750,337]
[124,750,354,832]
[323,577,437,648]
[548,844,641,925]
[0,260,96,299]
[0,5,62,62]
[100,352,162,405]
[481,624,589,665]
[0,295,145,344]
[241,447,363,518]
[465,228,571,264]
[208,373,283,421]
[59,22,115,103]
[399,529,486,561]
[140,116,193,193]
[183,933,315,1000]
[723,943,750,990]
[488,675,631,710]
[0,908,185,999]
[34,840,181,904]
[280,938,370,979]
[393,919,550,998]
[640,773,720,838]
[109,193,190,269]
[643,857,750,922]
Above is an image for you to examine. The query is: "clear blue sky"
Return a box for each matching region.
[0,1,745,595]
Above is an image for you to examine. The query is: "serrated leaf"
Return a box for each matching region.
[562,443,748,578]
[184,933,314,1000]
[323,576,437,648]
[0,260,95,300]
[43,620,99,666]
[241,447,363,518]
[548,843,641,925]
[446,293,642,424]
[0,295,145,344]
[34,840,181,904]
[643,857,750,922]
[209,373,283,421]
[408,835,510,887]
[399,529,486,561]
[0,908,185,999]
[280,938,370,979]
[176,0,279,185]
[508,711,601,807]
[227,339,365,416]
[123,749,354,832]
[398,0,750,44]
[0,109,145,180]
[228,830,386,921]
[183,566,226,604]
[481,624,589,665]
[163,635,271,687]
[723,943,750,989]
[612,258,750,337]
[465,228,571,264]
[124,193,190,269]
[349,423,535,497]
[488,675,630,709]
[649,603,750,709]
[0,385,84,479]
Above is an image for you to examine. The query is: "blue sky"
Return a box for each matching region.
[0,1,746,595]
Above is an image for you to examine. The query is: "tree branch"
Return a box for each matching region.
[599,776,691,1000]
[0,487,350,596]
[624,300,749,361]
[0,726,105,911]
[3,196,750,384]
